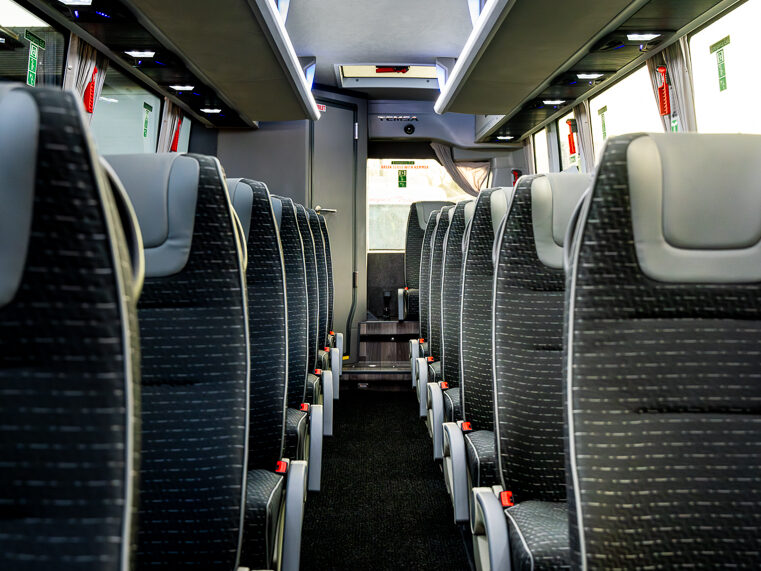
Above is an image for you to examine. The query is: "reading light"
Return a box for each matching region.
[497,135,514,141]
[58,0,92,4]
[543,99,566,105]
[200,108,222,114]
[627,33,661,42]
[170,85,195,91]
[99,97,118,103]
[577,73,604,80]
[124,50,155,58]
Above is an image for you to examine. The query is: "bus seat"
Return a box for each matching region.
[316,214,341,396]
[0,85,141,570]
[104,152,249,569]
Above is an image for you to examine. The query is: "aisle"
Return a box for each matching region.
[301,389,472,570]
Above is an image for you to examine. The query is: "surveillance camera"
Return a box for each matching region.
[404,123,415,135]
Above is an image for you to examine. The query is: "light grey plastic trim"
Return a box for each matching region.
[443,422,470,523]
[330,348,340,400]
[335,333,344,375]
[398,288,406,320]
[280,460,308,571]
[416,357,429,418]
[321,370,333,437]
[409,339,420,388]
[471,488,511,571]
[307,405,323,492]
[427,383,445,460]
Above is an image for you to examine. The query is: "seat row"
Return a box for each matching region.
[0,85,342,570]
[409,131,761,568]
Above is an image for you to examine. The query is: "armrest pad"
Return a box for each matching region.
[409,339,420,389]
[415,357,428,417]
[427,383,444,460]
[443,422,470,523]
[321,370,333,436]
[471,488,509,571]
[330,348,340,399]
[307,404,323,492]
[281,460,308,571]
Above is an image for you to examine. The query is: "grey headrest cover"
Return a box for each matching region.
[271,197,283,230]
[105,153,200,278]
[227,178,254,240]
[627,133,761,282]
[416,200,454,229]
[531,173,592,269]
[490,187,510,234]
[0,86,38,307]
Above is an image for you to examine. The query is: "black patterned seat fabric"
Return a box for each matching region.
[226,179,288,570]
[459,189,500,487]
[443,389,462,422]
[317,214,334,333]
[464,430,498,487]
[494,173,589,570]
[297,206,320,373]
[505,502,570,570]
[309,209,329,351]
[0,86,140,571]
[418,209,441,346]
[567,133,761,568]
[106,153,248,570]
[428,208,453,364]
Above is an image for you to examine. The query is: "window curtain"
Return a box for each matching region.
[62,34,108,122]
[157,97,183,152]
[430,142,490,197]
[646,37,697,133]
[573,100,595,172]
[522,137,535,175]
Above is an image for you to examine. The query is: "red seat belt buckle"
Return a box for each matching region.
[461,421,472,433]
[500,490,514,507]
[427,356,434,362]
[419,338,425,344]
[315,368,322,375]
[300,403,310,412]
[330,330,335,335]
[324,346,330,352]
[275,460,288,474]
[440,381,449,389]
[404,286,409,290]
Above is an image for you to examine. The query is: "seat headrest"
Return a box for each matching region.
[416,200,455,229]
[531,173,592,269]
[625,133,761,282]
[227,178,254,240]
[105,153,200,278]
[0,85,38,307]
[464,200,476,227]
[490,187,511,234]
[271,196,283,230]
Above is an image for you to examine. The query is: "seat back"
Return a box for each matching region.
[317,215,334,333]
[275,197,309,408]
[107,152,248,569]
[566,133,761,567]
[460,188,504,429]
[441,201,470,385]
[296,205,319,370]
[227,179,287,469]
[406,201,454,288]
[0,85,141,571]
[309,209,329,350]
[419,209,441,343]
[493,173,590,504]
[429,207,453,361]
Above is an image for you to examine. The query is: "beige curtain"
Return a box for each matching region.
[646,37,697,133]
[522,138,535,175]
[62,34,108,122]
[573,100,595,172]
[157,97,183,152]
[430,142,490,197]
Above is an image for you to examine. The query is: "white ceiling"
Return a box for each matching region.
[286,0,472,99]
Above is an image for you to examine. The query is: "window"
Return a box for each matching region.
[533,128,551,173]
[366,159,471,251]
[589,66,663,160]
[90,66,161,154]
[557,110,581,171]
[0,0,65,87]
[690,0,761,134]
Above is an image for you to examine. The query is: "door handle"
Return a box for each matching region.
[315,205,337,214]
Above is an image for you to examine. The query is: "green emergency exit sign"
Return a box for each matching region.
[398,169,407,188]
[710,35,730,92]
[24,30,45,87]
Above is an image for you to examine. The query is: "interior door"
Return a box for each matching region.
[311,100,357,358]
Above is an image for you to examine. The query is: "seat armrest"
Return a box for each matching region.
[330,348,340,399]
[471,487,510,571]
[335,333,343,375]
[415,357,428,417]
[409,339,420,389]
[397,287,406,320]
[280,460,308,571]
[307,404,323,492]
[321,370,334,436]
[427,383,444,459]
[443,422,470,523]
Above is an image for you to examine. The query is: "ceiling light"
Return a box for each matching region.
[124,50,155,58]
[577,73,604,80]
[497,135,514,141]
[200,108,222,114]
[626,33,661,42]
[170,85,195,91]
[543,99,566,105]
[58,0,92,4]
[99,97,118,103]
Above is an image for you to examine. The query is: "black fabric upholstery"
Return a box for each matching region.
[427,360,441,383]
[317,214,334,333]
[567,134,761,567]
[276,197,309,408]
[237,180,287,469]
[429,208,452,361]
[405,203,425,289]
[407,288,419,320]
[135,154,247,569]
[460,189,498,430]
[284,408,308,460]
[296,205,319,370]
[306,373,320,404]
[493,176,566,505]
[443,389,462,422]
[242,470,284,569]
[441,202,468,385]
[464,430,498,488]
[418,210,440,343]
[506,501,570,570]
[309,210,329,350]
[0,87,139,570]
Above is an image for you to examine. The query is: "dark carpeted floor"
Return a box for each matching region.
[301,388,473,571]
